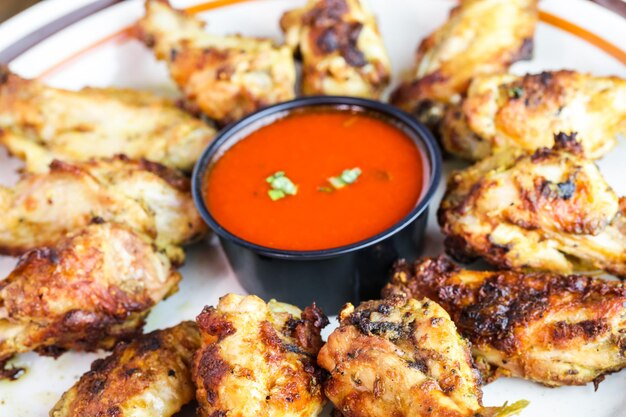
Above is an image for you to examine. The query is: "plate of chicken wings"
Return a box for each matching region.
[0,0,625,416]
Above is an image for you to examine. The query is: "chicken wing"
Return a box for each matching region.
[192,294,328,417]
[318,296,527,417]
[50,321,200,417]
[137,0,296,125]
[0,68,216,173]
[438,133,626,277]
[0,223,180,374]
[280,0,391,98]
[385,256,626,387]
[0,157,206,263]
[391,0,537,127]
[440,71,626,160]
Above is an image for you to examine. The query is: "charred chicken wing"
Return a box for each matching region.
[0,157,206,262]
[0,223,180,372]
[440,71,626,160]
[318,296,526,417]
[391,0,537,126]
[280,0,391,98]
[439,133,626,277]
[138,0,296,125]
[50,321,200,417]
[0,68,216,173]
[192,294,328,417]
[385,256,626,387]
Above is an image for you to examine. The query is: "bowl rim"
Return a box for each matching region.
[192,96,442,260]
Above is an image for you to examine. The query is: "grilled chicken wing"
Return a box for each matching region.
[137,0,296,125]
[438,133,626,277]
[385,256,626,387]
[0,68,216,173]
[391,0,537,127]
[0,157,206,262]
[440,71,626,160]
[50,321,200,417]
[280,0,391,98]
[0,223,180,374]
[192,294,328,417]
[318,296,526,417]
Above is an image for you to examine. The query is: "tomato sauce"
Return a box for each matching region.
[204,109,426,251]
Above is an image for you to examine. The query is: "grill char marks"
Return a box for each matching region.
[50,322,201,417]
[280,0,391,98]
[318,296,526,416]
[304,0,366,67]
[384,256,626,387]
[192,294,328,417]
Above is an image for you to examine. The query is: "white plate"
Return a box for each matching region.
[0,1,625,416]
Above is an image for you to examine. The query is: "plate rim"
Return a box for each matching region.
[0,0,625,70]
[0,1,625,417]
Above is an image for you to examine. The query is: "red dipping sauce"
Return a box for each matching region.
[204,109,426,251]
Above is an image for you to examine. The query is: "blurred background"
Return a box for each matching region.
[1,0,625,23]
[1,0,40,22]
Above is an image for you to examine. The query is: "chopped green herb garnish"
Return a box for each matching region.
[328,167,362,190]
[507,86,524,99]
[329,176,347,189]
[272,176,297,195]
[266,171,297,201]
[266,171,285,183]
[341,168,361,184]
[317,186,334,193]
[268,189,286,201]
[493,400,529,417]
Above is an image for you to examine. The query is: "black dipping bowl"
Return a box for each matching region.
[192,96,441,313]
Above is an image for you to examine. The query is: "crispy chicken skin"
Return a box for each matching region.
[280,0,391,98]
[0,157,206,262]
[441,71,626,160]
[50,322,200,417]
[438,133,626,277]
[0,68,216,173]
[192,294,328,417]
[385,257,626,387]
[137,0,296,125]
[318,296,526,417]
[0,223,180,372]
[391,0,537,126]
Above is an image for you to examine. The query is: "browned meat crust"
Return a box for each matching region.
[0,156,206,263]
[192,294,328,417]
[384,256,626,387]
[318,296,526,417]
[280,0,391,98]
[137,0,296,125]
[391,0,538,126]
[50,322,200,417]
[438,134,626,277]
[0,223,181,376]
[440,71,626,160]
[0,67,216,173]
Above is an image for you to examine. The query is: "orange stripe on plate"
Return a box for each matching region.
[38,0,252,80]
[38,26,132,79]
[38,4,626,80]
[539,10,626,66]
[185,0,254,14]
